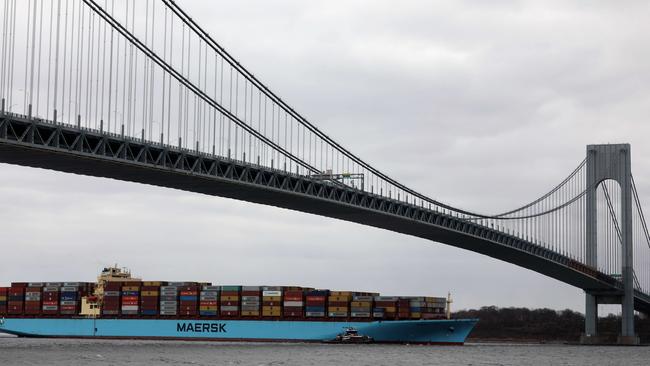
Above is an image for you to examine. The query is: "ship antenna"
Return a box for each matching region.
[446,292,453,320]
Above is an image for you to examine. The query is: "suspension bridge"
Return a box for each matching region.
[0,0,648,344]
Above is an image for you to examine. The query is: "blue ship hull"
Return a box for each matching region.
[0,318,477,344]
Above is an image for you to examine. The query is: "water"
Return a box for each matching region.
[0,337,648,365]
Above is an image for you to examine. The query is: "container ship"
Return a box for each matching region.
[0,266,477,344]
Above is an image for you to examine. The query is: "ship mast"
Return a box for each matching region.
[446,292,453,319]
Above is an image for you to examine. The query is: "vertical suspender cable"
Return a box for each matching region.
[23,0,32,113]
[52,0,62,121]
[28,0,38,112]
[61,0,69,122]
[45,0,54,118]
[142,0,149,139]
[150,0,156,141]
[107,0,114,132]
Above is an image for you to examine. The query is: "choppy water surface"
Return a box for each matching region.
[0,337,648,365]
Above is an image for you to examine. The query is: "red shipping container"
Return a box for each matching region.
[8,301,23,314]
[306,296,325,301]
[9,288,24,296]
[179,285,198,291]
[306,300,326,306]
[283,307,303,317]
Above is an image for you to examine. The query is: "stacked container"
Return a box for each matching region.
[200,286,219,316]
[283,287,304,318]
[262,287,282,317]
[159,285,178,316]
[373,296,398,319]
[305,289,328,318]
[351,295,373,318]
[140,282,161,315]
[397,298,411,319]
[421,297,446,319]
[42,284,61,315]
[60,284,80,315]
[328,291,351,318]
[24,284,43,315]
[8,283,27,315]
[407,297,425,319]
[220,286,241,317]
[241,286,261,317]
[0,287,8,314]
[179,284,199,316]
[102,282,122,316]
[121,284,140,315]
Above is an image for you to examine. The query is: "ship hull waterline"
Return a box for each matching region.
[0,318,477,345]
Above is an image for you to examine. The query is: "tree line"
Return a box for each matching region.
[453,306,650,343]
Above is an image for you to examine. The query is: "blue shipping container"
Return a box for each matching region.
[305,306,325,312]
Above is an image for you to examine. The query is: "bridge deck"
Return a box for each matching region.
[1,113,649,314]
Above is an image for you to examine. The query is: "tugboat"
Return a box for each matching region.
[326,327,374,344]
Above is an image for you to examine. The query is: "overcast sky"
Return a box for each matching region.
[1,0,650,313]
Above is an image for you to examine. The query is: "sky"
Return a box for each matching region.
[1,0,650,313]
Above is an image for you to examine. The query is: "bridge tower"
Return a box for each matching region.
[582,143,639,345]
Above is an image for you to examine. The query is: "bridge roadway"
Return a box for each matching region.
[1,112,649,314]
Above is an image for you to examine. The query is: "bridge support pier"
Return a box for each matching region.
[583,144,639,345]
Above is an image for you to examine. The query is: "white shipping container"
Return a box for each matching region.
[352,296,373,301]
[351,312,371,317]
[328,311,347,317]
[121,305,139,311]
[306,312,325,317]
[167,282,190,287]
[374,296,399,301]
[262,291,282,297]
